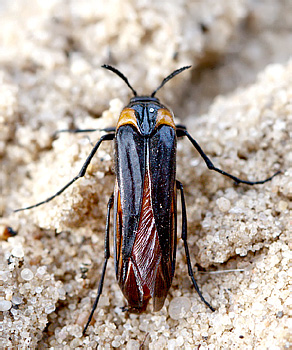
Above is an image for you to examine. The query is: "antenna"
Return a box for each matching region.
[102,64,137,96]
[102,64,192,98]
[151,65,192,97]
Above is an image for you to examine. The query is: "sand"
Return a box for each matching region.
[0,0,291,348]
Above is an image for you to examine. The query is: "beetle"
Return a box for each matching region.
[1,226,17,241]
[15,65,280,334]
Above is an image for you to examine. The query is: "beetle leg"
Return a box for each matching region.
[83,193,114,335]
[177,128,280,185]
[15,133,115,212]
[53,127,116,138]
[175,125,186,138]
[176,180,215,312]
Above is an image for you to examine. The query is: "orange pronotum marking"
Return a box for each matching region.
[116,108,138,130]
[116,108,175,131]
[156,109,175,129]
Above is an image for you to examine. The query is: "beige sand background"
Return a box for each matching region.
[0,0,291,348]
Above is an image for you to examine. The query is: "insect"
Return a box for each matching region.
[16,65,280,334]
[1,226,17,240]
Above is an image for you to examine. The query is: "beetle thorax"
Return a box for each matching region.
[117,98,175,136]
